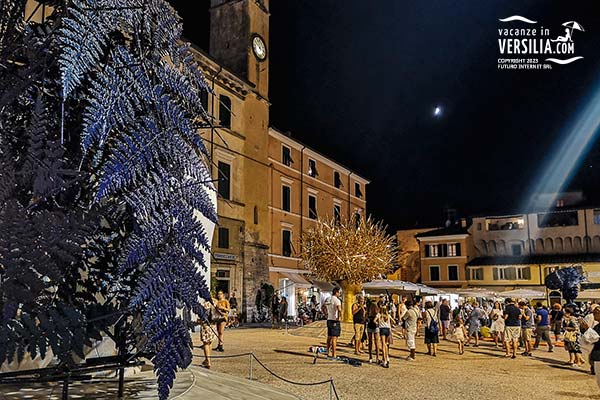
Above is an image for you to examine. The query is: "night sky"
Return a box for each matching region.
[170,1,600,231]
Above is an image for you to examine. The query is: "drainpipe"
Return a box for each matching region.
[526,213,532,255]
[299,146,306,251]
[210,66,223,177]
[347,172,353,220]
[584,210,589,253]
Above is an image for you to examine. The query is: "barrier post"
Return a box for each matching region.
[249,353,254,381]
[329,378,333,400]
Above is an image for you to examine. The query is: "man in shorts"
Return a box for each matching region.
[503,298,522,359]
[439,299,452,340]
[326,287,342,358]
[402,299,421,361]
[519,301,534,356]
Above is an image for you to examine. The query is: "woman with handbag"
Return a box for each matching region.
[198,300,216,369]
[562,306,585,367]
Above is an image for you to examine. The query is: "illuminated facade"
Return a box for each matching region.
[416,226,471,289]
[267,127,369,315]
[467,208,600,295]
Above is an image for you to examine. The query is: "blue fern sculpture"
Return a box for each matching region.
[0,1,216,398]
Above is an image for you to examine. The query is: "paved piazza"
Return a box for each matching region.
[193,323,599,400]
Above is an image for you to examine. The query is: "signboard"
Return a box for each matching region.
[214,252,237,261]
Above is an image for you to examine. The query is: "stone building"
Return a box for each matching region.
[467,207,600,295]
[267,127,369,316]
[195,0,369,319]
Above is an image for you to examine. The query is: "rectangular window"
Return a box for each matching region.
[219,95,231,128]
[430,266,440,281]
[355,182,363,198]
[282,230,292,257]
[282,185,291,212]
[334,171,342,189]
[308,195,317,219]
[448,243,459,257]
[594,209,600,224]
[468,268,484,281]
[511,244,522,256]
[308,159,318,177]
[354,212,361,227]
[282,145,293,166]
[334,204,341,224]
[200,89,209,113]
[215,269,230,294]
[428,244,439,257]
[493,266,530,281]
[477,222,482,231]
[537,211,579,228]
[217,227,229,249]
[448,265,459,281]
[217,161,231,200]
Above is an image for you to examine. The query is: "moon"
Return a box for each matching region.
[433,105,443,117]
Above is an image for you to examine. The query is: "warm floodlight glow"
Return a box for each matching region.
[524,82,600,211]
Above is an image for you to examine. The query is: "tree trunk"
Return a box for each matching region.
[340,280,362,323]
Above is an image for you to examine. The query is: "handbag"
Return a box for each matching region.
[563,330,577,342]
[583,327,600,344]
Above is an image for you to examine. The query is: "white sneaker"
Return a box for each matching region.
[405,356,415,361]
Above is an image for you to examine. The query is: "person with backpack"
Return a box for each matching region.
[466,301,483,347]
[423,301,440,356]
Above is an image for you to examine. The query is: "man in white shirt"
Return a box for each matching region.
[326,287,342,358]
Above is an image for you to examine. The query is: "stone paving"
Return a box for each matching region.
[195,323,600,400]
[4,322,600,400]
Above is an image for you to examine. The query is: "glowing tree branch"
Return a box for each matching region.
[301,217,396,322]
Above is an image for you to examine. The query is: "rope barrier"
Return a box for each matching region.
[193,350,340,399]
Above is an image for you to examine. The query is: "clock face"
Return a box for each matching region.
[252,35,267,61]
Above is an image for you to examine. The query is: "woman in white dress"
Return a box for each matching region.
[489,301,505,348]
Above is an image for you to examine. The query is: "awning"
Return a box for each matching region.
[455,288,499,298]
[280,272,311,288]
[578,289,600,300]
[362,280,423,293]
[499,288,546,299]
[309,280,335,292]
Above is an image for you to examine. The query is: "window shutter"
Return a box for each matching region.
[523,267,531,280]
[425,245,430,257]
[455,243,461,256]
[440,244,446,257]
[493,268,499,280]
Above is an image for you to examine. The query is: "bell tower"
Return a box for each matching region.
[209,0,269,98]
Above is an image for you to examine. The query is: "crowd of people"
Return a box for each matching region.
[196,288,600,377]
[322,291,600,373]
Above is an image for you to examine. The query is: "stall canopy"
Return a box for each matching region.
[362,280,440,295]
[455,288,499,298]
[280,272,312,288]
[578,289,600,300]
[499,288,546,299]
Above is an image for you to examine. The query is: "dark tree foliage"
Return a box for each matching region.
[545,266,587,304]
[0,1,216,398]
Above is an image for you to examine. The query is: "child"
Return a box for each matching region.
[375,305,394,368]
[454,316,467,355]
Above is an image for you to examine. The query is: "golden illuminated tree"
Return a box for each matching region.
[301,216,397,322]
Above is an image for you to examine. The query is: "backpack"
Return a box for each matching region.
[428,310,439,335]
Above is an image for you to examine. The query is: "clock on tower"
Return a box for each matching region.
[209,0,269,98]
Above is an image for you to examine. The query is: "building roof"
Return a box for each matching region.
[467,253,600,266]
[415,225,469,238]
[269,126,370,184]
